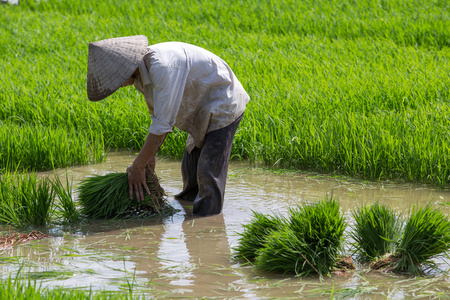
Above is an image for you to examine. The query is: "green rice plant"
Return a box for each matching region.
[0,171,21,226]
[78,168,174,219]
[51,174,82,224]
[351,203,450,274]
[0,123,107,171]
[0,170,55,227]
[255,197,347,277]
[350,202,403,261]
[2,0,450,185]
[255,226,310,275]
[233,211,285,262]
[0,275,143,300]
[393,204,450,275]
[22,176,55,227]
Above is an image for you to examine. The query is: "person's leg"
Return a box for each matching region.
[193,114,243,216]
[174,147,201,202]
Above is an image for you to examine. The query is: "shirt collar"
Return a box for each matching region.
[138,58,152,86]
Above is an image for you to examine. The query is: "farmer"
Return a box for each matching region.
[86,35,250,216]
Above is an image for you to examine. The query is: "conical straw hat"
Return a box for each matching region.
[87,35,148,101]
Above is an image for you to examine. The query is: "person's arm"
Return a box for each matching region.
[129,55,188,201]
[127,132,167,202]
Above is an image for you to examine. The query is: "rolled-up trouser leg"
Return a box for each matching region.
[175,147,201,202]
[193,114,243,216]
[175,114,243,216]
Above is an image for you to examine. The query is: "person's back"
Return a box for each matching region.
[137,41,249,151]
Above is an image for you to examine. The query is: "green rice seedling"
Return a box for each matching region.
[255,226,310,275]
[0,171,21,226]
[351,202,403,261]
[78,167,174,219]
[0,275,143,300]
[233,211,285,262]
[255,197,346,277]
[51,174,81,224]
[0,123,107,171]
[22,175,55,227]
[0,170,55,227]
[392,204,450,275]
[3,0,450,186]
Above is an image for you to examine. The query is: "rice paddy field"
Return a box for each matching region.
[2,0,450,298]
[0,0,449,185]
[1,155,450,299]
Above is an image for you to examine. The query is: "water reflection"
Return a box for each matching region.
[2,151,450,298]
[161,200,244,297]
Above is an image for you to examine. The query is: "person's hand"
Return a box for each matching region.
[126,133,166,201]
[126,163,150,202]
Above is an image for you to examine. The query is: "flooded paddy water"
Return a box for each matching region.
[2,152,450,299]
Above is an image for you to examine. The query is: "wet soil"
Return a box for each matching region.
[2,151,450,299]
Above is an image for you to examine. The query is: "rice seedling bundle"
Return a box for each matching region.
[351,202,403,261]
[256,198,346,276]
[78,167,173,219]
[233,211,285,262]
[234,197,347,277]
[393,205,450,275]
[352,203,450,275]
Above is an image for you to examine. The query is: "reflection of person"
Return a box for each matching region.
[181,210,243,298]
[87,36,249,216]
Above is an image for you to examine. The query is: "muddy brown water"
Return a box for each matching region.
[2,152,450,299]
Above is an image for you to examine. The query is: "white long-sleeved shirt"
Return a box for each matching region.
[134,42,250,152]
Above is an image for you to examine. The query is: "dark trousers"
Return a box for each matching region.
[174,114,243,216]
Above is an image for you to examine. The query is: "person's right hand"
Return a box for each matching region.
[127,163,150,202]
[126,132,167,201]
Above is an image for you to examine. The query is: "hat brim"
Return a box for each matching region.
[87,35,148,101]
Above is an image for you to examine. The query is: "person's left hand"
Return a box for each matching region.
[127,163,150,202]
